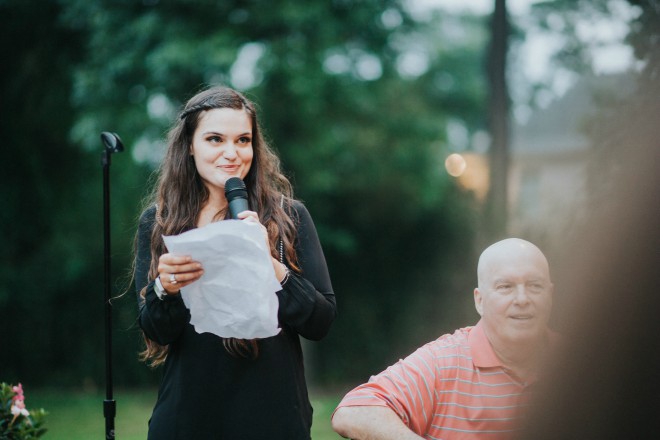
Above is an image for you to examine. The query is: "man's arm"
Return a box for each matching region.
[332,406,425,440]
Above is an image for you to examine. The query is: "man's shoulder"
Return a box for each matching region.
[435,325,474,344]
[418,326,475,357]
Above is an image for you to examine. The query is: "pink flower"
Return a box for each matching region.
[11,401,29,417]
[12,383,24,400]
[8,382,31,426]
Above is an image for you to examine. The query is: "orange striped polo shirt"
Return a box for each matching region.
[335,321,549,439]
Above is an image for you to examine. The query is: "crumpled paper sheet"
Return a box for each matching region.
[163,220,281,339]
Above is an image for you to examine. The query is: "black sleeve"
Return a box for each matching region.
[276,201,337,341]
[135,206,191,345]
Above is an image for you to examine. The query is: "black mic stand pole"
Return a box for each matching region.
[100,132,124,439]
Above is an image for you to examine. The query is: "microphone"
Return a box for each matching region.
[224,177,249,219]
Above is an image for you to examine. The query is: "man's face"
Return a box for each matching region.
[474,241,553,348]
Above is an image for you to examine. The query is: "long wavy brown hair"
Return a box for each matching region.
[138,86,299,367]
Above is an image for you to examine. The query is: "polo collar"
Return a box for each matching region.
[468,320,505,368]
[468,320,560,382]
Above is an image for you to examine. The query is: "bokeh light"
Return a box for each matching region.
[445,153,467,177]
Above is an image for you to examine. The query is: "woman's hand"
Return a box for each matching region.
[237,209,269,243]
[237,210,288,282]
[157,253,204,294]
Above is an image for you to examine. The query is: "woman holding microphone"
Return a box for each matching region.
[134,86,336,439]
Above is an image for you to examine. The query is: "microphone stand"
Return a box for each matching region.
[100,132,124,439]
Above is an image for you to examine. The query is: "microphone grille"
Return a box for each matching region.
[224,177,247,200]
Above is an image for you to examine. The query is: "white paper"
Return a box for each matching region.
[162,220,281,339]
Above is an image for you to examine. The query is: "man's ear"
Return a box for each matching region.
[474,288,483,316]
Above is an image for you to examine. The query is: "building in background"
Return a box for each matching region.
[508,73,635,239]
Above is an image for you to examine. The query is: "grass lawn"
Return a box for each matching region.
[26,388,344,439]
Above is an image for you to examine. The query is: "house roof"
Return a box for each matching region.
[511,72,636,156]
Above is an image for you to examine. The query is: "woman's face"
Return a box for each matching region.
[190,107,254,196]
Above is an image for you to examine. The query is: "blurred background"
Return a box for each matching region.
[1,0,657,438]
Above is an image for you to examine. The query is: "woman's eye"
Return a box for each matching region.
[238,136,251,145]
[207,136,222,143]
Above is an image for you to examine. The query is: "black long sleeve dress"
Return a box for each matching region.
[135,201,336,440]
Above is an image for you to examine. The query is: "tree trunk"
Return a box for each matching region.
[485,0,510,241]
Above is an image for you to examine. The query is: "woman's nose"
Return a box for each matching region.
[223,143,238,159]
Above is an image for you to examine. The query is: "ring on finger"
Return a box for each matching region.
[170,273,178,284]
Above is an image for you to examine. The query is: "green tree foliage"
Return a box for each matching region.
[0,0,109,387]
[581,0,659,199]
[526,0,659,211]
[522,1,659,327]
[0,383,47,439]
[2,0,491,387]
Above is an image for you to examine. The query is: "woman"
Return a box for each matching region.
[134,86,336,439]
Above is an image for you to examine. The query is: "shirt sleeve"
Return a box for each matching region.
[334,343,437,435]
[135,206,191,345]
[276,201,337,340]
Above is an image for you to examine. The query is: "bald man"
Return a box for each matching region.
[332,238,557,440]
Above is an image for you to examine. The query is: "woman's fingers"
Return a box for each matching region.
[158,254,201,272]
[160,268,204,293]
[158,253,204,293]
[236,210,261,221]
[159,252,192,266]
[161,261,203,275]
[165,268,203,285]
[236,211,271,246]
